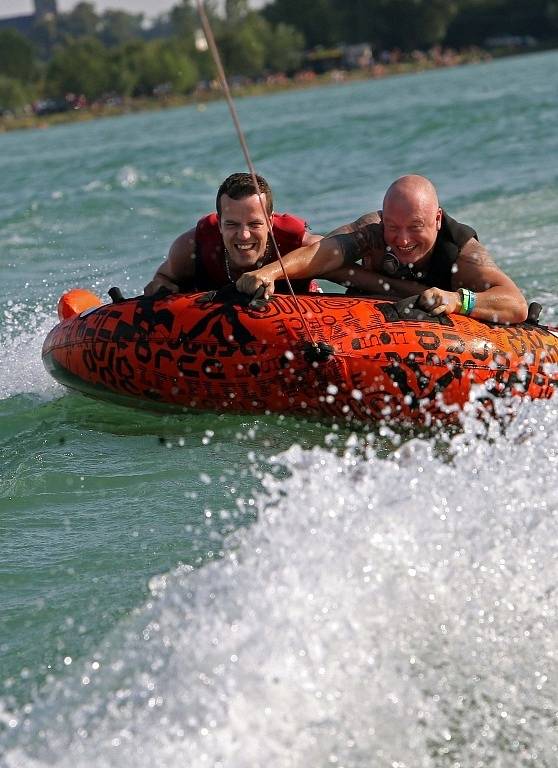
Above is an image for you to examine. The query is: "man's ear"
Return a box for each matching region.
[436,208,442,230]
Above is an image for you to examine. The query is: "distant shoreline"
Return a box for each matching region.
[0,47,539,135]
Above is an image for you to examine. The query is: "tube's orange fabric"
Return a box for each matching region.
[44,291,558,424]
[57,289,102,320]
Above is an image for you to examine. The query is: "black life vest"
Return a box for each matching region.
[422,211,478,289]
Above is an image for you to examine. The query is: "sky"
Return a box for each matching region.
[0,0,265,21]
[0,1,186,19]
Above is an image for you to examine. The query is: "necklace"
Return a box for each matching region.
[223,241,272,283]
[223,248,234,282]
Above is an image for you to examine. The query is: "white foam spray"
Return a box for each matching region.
[0,301,62,400]
[3,397,558,767]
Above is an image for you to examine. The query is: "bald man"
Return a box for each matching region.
[237,175,528,324]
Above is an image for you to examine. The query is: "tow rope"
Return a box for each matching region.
[195,0,326,358]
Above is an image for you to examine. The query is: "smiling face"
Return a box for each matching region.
[381,176,442,267]
[218,193,271,272]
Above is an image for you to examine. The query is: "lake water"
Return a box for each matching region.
[1,50,558,766]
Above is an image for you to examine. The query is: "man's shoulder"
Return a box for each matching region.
[196,212,219,231]
[353,210,382,229]
[324,213,384,265]
[272,212,308,244]
[273,211,307,229]
[441,210,478,246]
[327,211,382,238]
[336,212,383,250]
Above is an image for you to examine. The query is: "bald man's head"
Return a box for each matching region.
[383,175,439,212]
[381,175,442,266]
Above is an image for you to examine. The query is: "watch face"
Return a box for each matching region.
[382,250,401,275]
[381,249,421,280]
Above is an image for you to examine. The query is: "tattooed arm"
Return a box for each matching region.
[323,219,425,295]
[418,238,528,323]
[325,211,381,237]
[327,263,433,298]
[236,230,366,297]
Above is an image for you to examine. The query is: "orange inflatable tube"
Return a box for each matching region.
[42,289,558,424]
[57,288,103,320]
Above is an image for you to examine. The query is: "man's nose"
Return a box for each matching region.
[238,225,251,239]
[394,230,410,245]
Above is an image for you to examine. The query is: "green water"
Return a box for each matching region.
[1,51,558,766]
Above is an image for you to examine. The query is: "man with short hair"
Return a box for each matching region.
[236,174,528,324]
[144,172,321,295]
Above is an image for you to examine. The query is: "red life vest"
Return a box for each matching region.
[193,212,318,293]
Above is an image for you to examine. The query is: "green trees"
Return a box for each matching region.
[58,2,99,39]
[0,30,36,82]
[371,0,458,50]
[219,15,267,78]
[263,0,458,51]
[0,76,31,112]
[99,10,145,48]
[45,37,111,100]
[263,0,342,47]
[219,9,304,77]
[225,0,251,25]
[35,1,201,102]
[1,0,557,117]
[43,37,200,100]
[263,0,556,51]
[0,30,37,112]
[266,23,305,73]
[126,39,199,96]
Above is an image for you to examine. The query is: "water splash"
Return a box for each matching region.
[0,301,61,400]
[117,166,141,189]
[3,398,558,767]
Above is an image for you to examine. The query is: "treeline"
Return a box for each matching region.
[263,0,558,51]
[1,0,557,114]
[0,0,304,112]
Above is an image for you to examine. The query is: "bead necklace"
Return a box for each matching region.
[223,241,271,283]
[223,249,234,282]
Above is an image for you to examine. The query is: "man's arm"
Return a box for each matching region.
[143,227,197,295]
[324,263,431,298]
[237,234,358,297]
[301,230,322,246]
[419,238,528,324]
[324,215,429,296]
[325,211,381,237]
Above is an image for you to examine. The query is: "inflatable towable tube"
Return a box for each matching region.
[42,288,558,424]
